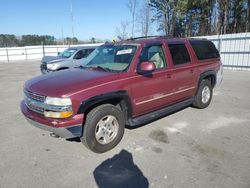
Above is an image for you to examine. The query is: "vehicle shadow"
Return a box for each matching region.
[93,149,149,188]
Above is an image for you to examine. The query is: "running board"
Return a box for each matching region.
[127,97,194,127]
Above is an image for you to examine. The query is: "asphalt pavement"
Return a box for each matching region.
[0,61,249,188]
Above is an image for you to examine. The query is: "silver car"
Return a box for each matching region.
[40,46,97,74]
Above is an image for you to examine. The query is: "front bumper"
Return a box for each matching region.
[21,101,84,138]
[40,63,53,74]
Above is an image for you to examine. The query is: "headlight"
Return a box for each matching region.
[44,97,73,118]
[45,97,72,106]
[47,63,57,70]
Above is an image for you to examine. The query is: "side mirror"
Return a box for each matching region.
[137,61,156,74]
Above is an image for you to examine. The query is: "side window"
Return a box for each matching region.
[139,45,166,69]
[74,50,84,59]
[86,49,94,56]
[168,44,191,66]
[190,40,220,60]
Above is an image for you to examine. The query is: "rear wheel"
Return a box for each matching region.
[193,79,213,109]
[81,104,125,153]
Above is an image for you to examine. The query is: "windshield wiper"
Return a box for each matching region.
[96,66,118,73]
[75,65,89,69]
[76,65,119,72]
[96,66,108,71]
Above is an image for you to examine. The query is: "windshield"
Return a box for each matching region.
[58,48,77,58]
[82,45,137,72]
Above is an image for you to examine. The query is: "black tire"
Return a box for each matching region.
[193,79,213,109]
[57,67,69,71]
[81,104,125,153]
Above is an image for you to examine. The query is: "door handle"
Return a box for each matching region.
[190,69,194,73]
[166,73,171,78]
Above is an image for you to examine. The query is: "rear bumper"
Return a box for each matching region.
[216,65,223,87]
[21,101,84,138]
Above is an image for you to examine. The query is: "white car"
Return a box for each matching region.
[40,46,98,74]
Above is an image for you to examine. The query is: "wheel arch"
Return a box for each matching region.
[77,91,133,123]
[198,70,217,88]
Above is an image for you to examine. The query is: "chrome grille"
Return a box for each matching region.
[24,90,45,114]
[27,102,44,113]
[41,63,47,70]
[24,90,45,103]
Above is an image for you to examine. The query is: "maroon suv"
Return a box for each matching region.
[21,37,223,153]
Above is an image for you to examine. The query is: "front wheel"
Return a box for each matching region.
[193,79,213,109]
[81,104,125,153]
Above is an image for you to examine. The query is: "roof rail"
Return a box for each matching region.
[126,36,169,41]
[189,37,208,40]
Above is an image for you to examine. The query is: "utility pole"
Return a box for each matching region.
[62,27,64,45]
[70,0,75,39]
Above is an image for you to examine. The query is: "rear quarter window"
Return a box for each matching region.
[190,40,220,60]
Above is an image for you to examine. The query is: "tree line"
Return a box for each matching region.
[0,34,56,47]
[116,0,250,38]
[0,34,83,47]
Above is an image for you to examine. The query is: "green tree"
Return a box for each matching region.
[72,37,78,44]
[0,34,19,47]
[91,37,96,43]
[150,0,188,36]
[149,0,250,36]
[247,0,250,31]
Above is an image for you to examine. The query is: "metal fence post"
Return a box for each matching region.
[25,48,28,61]
[218,34,221,53]
[42,41,45,57]
[6,48,9,62]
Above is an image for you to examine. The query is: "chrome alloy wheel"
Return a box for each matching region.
[201,86,211,104]
[95,115,119,144]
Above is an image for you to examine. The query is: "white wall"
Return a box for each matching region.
[0,43,102,62]
[195,32,250,70]
[1,34,250,70]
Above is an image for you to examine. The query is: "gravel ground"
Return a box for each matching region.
[0,61,249,188]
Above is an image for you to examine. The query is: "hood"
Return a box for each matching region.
[41,56,67,63]
[25,68,118,97]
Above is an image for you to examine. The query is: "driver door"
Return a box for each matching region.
[131,44,172,116]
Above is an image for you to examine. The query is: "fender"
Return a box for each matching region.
[77,90,133,121]
[198,70,217,88]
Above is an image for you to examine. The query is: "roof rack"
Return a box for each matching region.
[189,37,208,40]
[126,36,168,41]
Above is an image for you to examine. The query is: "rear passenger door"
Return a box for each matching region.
[166,41,197,102]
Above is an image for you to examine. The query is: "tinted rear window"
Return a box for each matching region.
[168,44,191,66]
[190,40,220,60]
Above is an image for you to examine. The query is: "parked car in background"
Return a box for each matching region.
[21,36,223,153]
[40,46,98,74]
